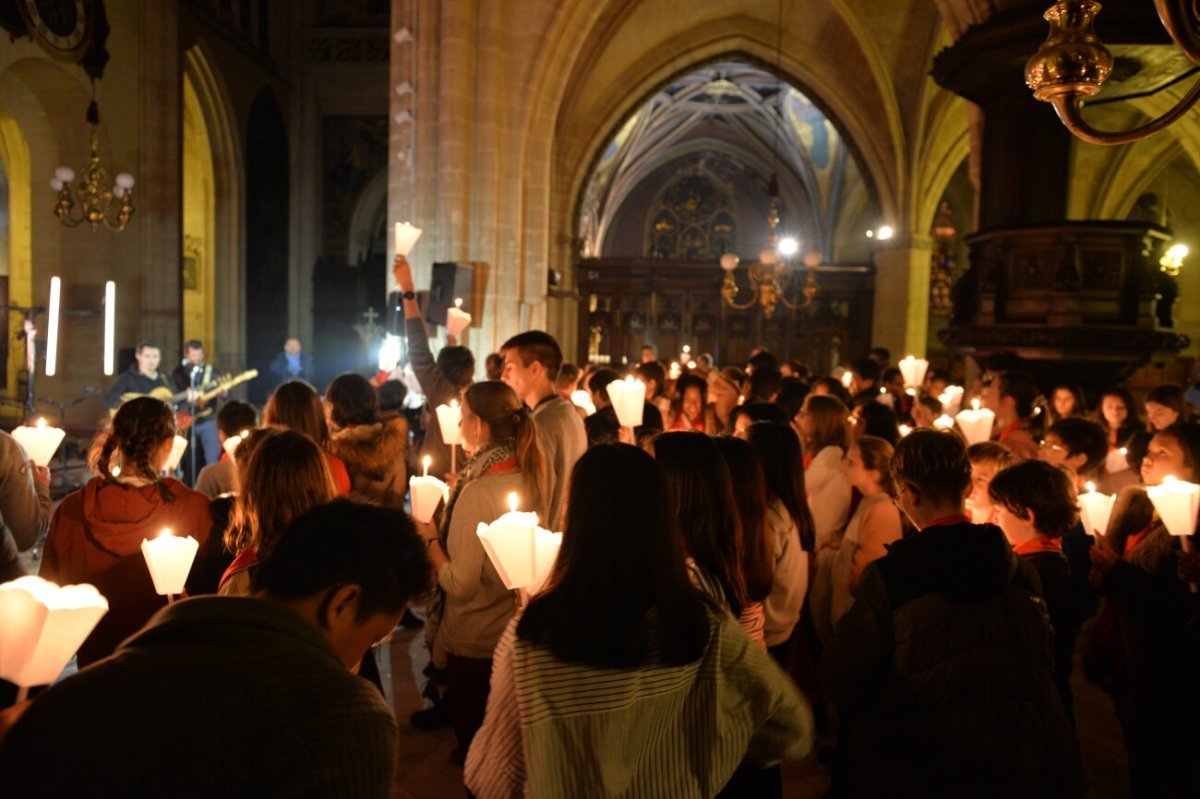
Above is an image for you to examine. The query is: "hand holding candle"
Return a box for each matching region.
[0,576,108,698]
[12,417,66,468]
[446,298,472,338]
[1146,476,1200,593]
[140,528,200,601]
[162,435,189,473]
[475,492,562,593]
[607,376,646,429]
[393,222,422,256]
[898,355,929,391]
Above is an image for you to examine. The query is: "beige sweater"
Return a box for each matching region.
[435,470,524,659]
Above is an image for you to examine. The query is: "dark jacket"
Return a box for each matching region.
[823,521,1084,798]
[406,317,463,479]
[102,367,176,410]
[1020,549,1076,719]
[269,351,312,385]
[0,432,52,582]
[0,597,398,798]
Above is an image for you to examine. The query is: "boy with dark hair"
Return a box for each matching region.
[0,500,431,798]
[1040,416,1108,488]
[824,429,1084,798]
[743,364,782,404]
[500,330,586,531]
[849,357,881,403]
[989,460,1081,719]
[984,369,1041,461]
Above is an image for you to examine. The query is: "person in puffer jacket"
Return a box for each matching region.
[823,429,1085,799]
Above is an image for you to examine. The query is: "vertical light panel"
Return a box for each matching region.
[44,276,61,377]
[103,281,116,376]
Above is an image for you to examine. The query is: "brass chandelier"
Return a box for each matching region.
[50,100,136,231]
[1025,0,1200,144]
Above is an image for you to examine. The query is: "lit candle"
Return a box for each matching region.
[446,297,472,338]
[409,459,449,524]
[140,528,200,600]
[1146,475,1200,592]
[1077,481,1116,537]
[222,430,250,462]
[933,414,956,430]
[955,398,995,445]
[12,417,66,468]
[898,355,929,390]
[0,576,108,698]
[938,385,965,415]
[898,424,912,438]
[436,400,462,446]
[570,390,596,416]
[840,370,853,389]
[162,435,189,473]
[607,376,646,428]
[668,362,682,381]
[1105,446,1130,474]
[393,221,423,256]
[475,493,561,593]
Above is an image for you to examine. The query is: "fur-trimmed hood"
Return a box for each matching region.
[328,416,409,479]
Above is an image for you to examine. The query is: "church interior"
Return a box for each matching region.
[3,0,1200,796]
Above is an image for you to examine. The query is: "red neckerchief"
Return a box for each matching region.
[483,457,518,476]
[219,547,259,591]
[1013,537,1063,556]
[803,452,814,470]
[923,514,971,529]
[1123,523,1154,558]
[998,419,1024,443]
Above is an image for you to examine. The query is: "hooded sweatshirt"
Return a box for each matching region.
[823,521,1085,798]
[40,477,213,667]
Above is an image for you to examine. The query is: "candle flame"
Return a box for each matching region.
[1085,481,1096,493]
[1119,447,1127,456]
[1163,475,1178,485]
[240,430,249,438]
[687,360,696,369]
[454,297,462,309]
[158,528,173,539]
[507,492,519,513]
[422,455,431,476]
[450,399,459,409]
[972,398,981,411]
[36,417,46,428]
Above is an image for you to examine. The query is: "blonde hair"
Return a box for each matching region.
[802,394,850,453]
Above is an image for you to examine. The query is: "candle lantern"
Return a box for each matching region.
[898,424,912,438]
[898,356,929,391]
[410,457,449,524]
[140,528,200,599]
[1146,476,1200,592]
[476,493,562,593]
[393,222,422,256]
[955,399,996,445]
[162,435,188,473]
[607,376,646,428]
[12,417,66,468]
[1105,447,1130,474]
[1078,482,1116,536]
[840,370,853,389]
[570,390,596,417]
[938,385,965,415]
[222,429,250,461]
[0,576,107,695]
[446,298,472,338]
[933,414,956,430]
[436,400,462,446]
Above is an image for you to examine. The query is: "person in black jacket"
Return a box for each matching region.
[989,460,1081,721]
[823,429,1084,799]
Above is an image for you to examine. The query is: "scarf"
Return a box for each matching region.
[438,438,517,543]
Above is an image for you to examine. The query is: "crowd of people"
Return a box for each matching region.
[0,257,1199,796]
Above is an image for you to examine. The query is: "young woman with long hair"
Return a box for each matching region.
[218,428,339,595]
[794,394,852,548]
[465,445,814,797]
[666,374,718,433]
[745,421,817,664]
[41,397,212,666]
[325,372,408,507]
[1144,383,1193,433]
[263,379,351,494]
[713,436,775,641]
[414,380,546,755]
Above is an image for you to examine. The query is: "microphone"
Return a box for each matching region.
[182,358,190,367]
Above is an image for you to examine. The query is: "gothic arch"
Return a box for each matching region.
[183,44,244,375]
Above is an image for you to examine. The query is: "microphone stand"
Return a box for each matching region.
[187,365,201,487]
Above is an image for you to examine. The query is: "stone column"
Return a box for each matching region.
[871,235,934,357]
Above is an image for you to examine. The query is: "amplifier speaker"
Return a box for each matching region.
[425,262,474,328]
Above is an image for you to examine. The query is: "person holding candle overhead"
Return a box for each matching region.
[1085,421,1200,797]
[39,397,213,667]
[465,445,814,798]
[413,380,547,759]
[500,330,586,532]
[393,254,475,481]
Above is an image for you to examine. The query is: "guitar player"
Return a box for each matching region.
[102,341,176,412]
[171,340,225,474]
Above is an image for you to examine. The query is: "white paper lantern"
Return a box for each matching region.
[607,377,646,428]
[1078,482,1116,537]
[476,493,562,592]
[140,528,200,597]
[570,390,596,416]
[898,355,929,390]
[436,400,462,446]
[933,414,956,430]
[11,417,66,468]
[1105,447,1130,475]
[410,456,448,523]
[938,385,965,415]
[393,222,423,256]
[955,399,995,445]
[162,435,189,473]
[222,429,251,462]
[1146,476,1200,540]
[0,576,108,688]
[446,298,472,338]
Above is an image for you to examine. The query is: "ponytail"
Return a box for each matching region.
[512,405,548,520]
[89,396,177,501]
[465,381,549,519]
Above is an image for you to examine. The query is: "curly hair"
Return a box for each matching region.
[90,397,177,499]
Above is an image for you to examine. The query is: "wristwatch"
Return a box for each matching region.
[401,290,416,300]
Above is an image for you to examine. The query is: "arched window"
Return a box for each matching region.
[645,172,736,260]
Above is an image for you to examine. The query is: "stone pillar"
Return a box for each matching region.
[871,236,934,357]
[137,0,181,351]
